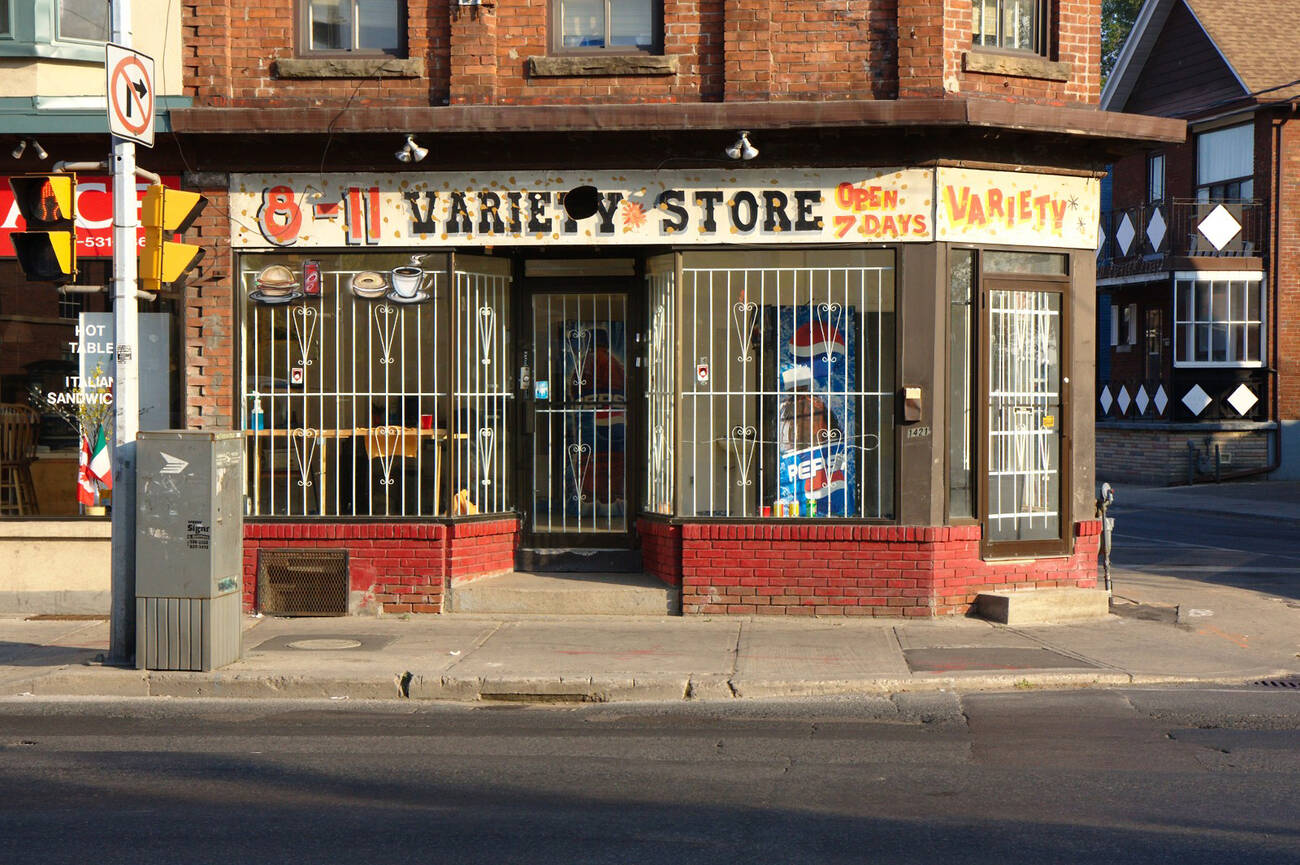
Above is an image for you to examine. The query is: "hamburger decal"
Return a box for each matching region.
[249,264,302,305]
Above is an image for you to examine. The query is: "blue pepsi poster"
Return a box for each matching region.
[776,305,856,516]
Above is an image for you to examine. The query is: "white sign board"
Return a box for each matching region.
[229,168,937,248]
[106,43,155,147]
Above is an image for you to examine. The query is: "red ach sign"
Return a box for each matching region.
[0,176,181,257]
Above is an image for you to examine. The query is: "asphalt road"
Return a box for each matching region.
[1,689,1297,864]
[1109,501,1300,600]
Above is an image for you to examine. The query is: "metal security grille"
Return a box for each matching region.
[987,289,1061,542]
[530,292,629,534]
[258,549,348,616]
[240,254,448,518]
[679,251,895,519]
[643,259,675,515]
[452,262,513,516]
[239,254,513,519]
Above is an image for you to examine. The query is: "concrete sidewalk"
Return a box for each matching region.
[1112,479,1300,523]
[2,565,1295,702]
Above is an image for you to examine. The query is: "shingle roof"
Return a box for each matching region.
[1185,0,1300,100]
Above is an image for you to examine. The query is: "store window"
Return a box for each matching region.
[971,0,1046,55]
[238,252,512,519]
[675,249,896,520]
[1174,273,1264,366]
[948,249,975,520]
[553,0,658,52]
[1,259,181,518]
[0,0,109,60]
[300,0,406,56]
[1196,124,1254,202]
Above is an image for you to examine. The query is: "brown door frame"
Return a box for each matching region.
[515,272,643,550]
[977,271,1072,559]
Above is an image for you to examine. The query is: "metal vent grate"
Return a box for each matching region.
[258,549,348,616]
[1252,677,1300,689]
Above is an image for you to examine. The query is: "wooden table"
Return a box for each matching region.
[245,427,460,515]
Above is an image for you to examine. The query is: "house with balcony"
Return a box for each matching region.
[1097,0,1300,484]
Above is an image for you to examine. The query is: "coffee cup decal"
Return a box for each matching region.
[388,254,432,304]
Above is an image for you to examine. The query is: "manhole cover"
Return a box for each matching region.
[251,634,395,653]
[286,638,364,651]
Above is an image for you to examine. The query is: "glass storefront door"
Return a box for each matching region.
[525,291,632,544]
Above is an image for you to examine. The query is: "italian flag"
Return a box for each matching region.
[89,424,112,489]
[77,434,96,506]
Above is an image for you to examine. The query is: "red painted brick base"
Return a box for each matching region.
[243,518,518,614]
[639,518,1101,617]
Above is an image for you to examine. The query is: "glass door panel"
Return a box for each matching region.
[986,288,1062,544]
[530,293,629,537]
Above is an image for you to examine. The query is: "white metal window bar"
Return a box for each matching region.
[452,266,512,515]
[986,289,1061,542]
[240,255,452,518]
[531,293,629,534]
[644,265,675,515]
[679,257,895,519]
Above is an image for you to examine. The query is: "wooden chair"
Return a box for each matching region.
[0,404,40,516]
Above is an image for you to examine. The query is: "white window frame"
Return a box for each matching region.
[1173,271,1265,369]
[1195,124,1254,203]
[0,0,108,62]
[1148,153,1165,203]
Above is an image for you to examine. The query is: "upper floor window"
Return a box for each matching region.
[1197,124,1254,202]
[972,0,1047,54]
[59,0,108,42]
[1148,153,1165,203]
[301,0,405,56]
[0,0,109,61]
[554,0,658,53]
[1174,274,1264,367]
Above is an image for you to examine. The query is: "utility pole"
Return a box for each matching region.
[109,0,138,666]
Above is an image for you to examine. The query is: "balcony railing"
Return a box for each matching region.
[1098,199,1267,275]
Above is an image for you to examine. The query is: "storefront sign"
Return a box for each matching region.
[935,167,1099,249]
[0,175,181,257]
[229,169,936,248]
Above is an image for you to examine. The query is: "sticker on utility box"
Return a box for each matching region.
[186,520,210,550]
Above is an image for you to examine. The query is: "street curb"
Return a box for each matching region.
[5,665,1296,702]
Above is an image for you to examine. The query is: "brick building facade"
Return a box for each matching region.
[2,1,1176,617]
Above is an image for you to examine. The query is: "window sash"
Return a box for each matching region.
[1173,277,1264,367]
[971,0,1046,54]
[554,0,657,53]
[1197,124,1253,188]
[304,0,405,56]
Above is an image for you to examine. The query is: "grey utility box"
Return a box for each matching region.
[136,430,244,671]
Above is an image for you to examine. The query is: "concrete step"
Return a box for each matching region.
[445,571,680,616]
[515,548,643,573]
[975,587,1112,625]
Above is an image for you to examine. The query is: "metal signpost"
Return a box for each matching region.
[108,0,149,665]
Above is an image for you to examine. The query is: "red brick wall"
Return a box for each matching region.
[243,517,517,613]
[1277,115,1300,422]
[445,517,519,582]
[679,521,1099,616]
[899,0,1098,105]
[637,518,683,586]
[185,1,447,108]
[185,184,235,430]
[184,0,1097,109]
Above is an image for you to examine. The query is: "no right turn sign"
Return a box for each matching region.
[106,43,155,148]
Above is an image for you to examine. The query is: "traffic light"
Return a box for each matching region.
[140,184,207,294]
[8,173,77,284]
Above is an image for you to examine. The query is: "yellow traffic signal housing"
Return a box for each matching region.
[8,173,77,284]
[140,184,207,294]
